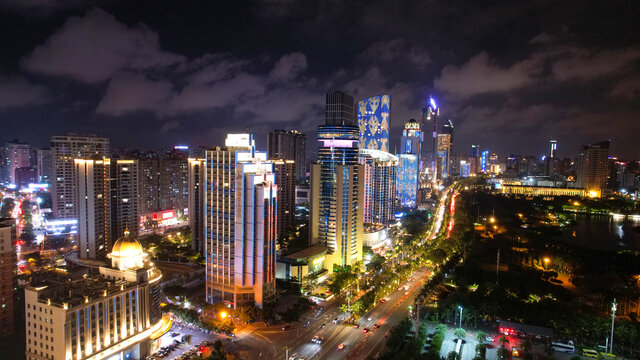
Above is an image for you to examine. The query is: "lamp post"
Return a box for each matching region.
[458,306,463,328]
[610,299,617,354]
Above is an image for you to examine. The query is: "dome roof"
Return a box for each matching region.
[111,235,143,258]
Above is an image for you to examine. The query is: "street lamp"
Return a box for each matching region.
[610,299,617,354]
[458,306,463,328]
[220,311,228,320]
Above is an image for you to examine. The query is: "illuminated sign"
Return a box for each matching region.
[174,145,189,150]
[312,256,325,265]
[319,139,358,148]
[225,134,254,148]
[358,95,391,152]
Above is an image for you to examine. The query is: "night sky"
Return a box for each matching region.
[1,0,639,159]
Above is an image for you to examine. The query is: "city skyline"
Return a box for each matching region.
[0,2,639,158]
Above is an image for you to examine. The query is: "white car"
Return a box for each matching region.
[289,353,298,360]
[368,316,374,321]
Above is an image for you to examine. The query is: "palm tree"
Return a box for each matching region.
[351,300,364,315]
[476,331,487,343]
[498,335,509,348]
[339,304,350,319]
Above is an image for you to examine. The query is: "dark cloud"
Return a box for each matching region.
[0,75,49,109]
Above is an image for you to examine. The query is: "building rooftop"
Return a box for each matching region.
[284,245,327,260]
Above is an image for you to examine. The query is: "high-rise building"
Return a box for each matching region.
[111,159,139,240]
[37,148,52,184]
[357,95,391,152]
[436,133,452,180]
[204,134,277,309]
[75,158,111,259]
[460,160,471,178]
[470,144,480,175]
[271,160,296,240]
[550,140,558,158]
[421,97,439,178]
[359,149,397,224]
[326,91,355,126]
[481,150,489,173]
[396,119,423,208]
[188,158,205,252]
[577,140,610,197]
[15,167,38,187]
[0,218,16,338]
[310,124,363,272]
[138,150,188,215]
[5,140,32,185]
[267,130,307,181]
[24,235,164,360]
[51,135,110,219]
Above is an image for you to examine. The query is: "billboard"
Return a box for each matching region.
[396,154,419,208]
[358,95,390,152]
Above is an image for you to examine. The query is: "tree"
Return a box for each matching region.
[301,274,318,295]
[447,350,462,360]
[351,300,364,315]
[339,304,350,319]
[498,335,509,347]
[476,330,487,343]
[238,305,258,324]
[454,328,467,339]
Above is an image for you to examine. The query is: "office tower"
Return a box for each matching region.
[138,149,188,215]
[204,134,277,309]
[396,119,423,208]
[0,218,16,337]
[357,95,391,152]
[359,149,397,224]
[75,158,111,259]
[267,130,307,182]
[51,135,110,219]
[24,236,163,360]
[577,140,610,197]
[436,133,452,180]
[37,148,52,184]
[5,140,32,185]
[421,97,439,178]
[460,161,471,178]
[188,158,205,252]
[481,150,489,173]
[111,159,139,240]
[272,159,296,241]
[550,140,558,158]
[310,124,364,271]
[470,145,480,175]
[326,90,355,126]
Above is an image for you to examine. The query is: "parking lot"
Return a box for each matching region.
[148,323,226,360]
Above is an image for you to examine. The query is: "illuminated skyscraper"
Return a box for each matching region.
[75,158,111,259]
[271,159,296,240]
[310,123,363,271]
[577,140,610,197]
[204,134,277,309]
[267,130,307,181]
[470,144,480,175]
[421,97,439,177]
[359,149,397,224]
[481,150,489,173]
[396,119,423,208]
[110,159,139,240]
[188,157,205,252]
[37,148,52,184]
[357,95,391,152]
[550,140,558,158]
[436,133,452,180]
[51,135,110,219]
[4,140,32,185]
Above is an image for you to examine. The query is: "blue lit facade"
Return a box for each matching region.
[396,119,423,208]
[481,150,489,173]
[357,95,390,152]
[310,125,363,271]
[460,161,470,178]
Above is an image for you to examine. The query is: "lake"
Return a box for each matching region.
[555,213,640,251]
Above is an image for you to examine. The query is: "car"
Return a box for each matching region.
[282,325,290,331]
[368,316,374,321]
[300,357,307,360]
[353,324,360,329]
[512,347,520,358]
[380,299,387,303]
[289,353,298,360]
[485,336,494,342]
[333,318,339,323]
[373,324,380,329]
[404,291,409,295]
[338,344,345,350]
[311,336,320,343]
[303,321,310,328]
[363,328,369,333]
[317,336,324,344]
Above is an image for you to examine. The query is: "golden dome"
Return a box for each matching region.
[111,236,143,258]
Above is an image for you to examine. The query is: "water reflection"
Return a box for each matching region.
[556,214,640,251]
